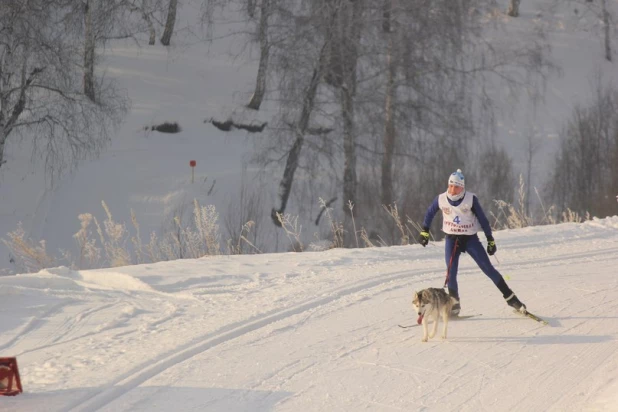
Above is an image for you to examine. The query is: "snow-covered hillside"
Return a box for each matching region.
[1,0,617,273]
[1,218,618,411]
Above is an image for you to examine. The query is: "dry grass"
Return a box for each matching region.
[3,177,593,274]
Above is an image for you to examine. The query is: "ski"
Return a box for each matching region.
[514,310,549,325]
[398,314,480,328]
[452,314,481,320]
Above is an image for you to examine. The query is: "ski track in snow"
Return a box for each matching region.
[1,233,617,411]
[0,299,75,353]
[54,244,618,411]
[63,267,426,412]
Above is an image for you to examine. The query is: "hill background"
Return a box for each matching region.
[0,0,617,273]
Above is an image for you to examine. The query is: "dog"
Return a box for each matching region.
[412,288,456,342]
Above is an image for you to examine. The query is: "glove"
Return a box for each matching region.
[418,230,430,247]
[487,237,497,256]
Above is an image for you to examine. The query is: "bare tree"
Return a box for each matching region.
[267,1,340,226]
[523,128,542,215]
[508,0,520,17]
[554,0,616,61]
[549,78,618,216]
[123,0,162,45]
[600,0,613,61]
[0,0,128,181]
[476,144,516,209]
[141,0,158,45]
[160,0,177,46]
[83,0,96,100]
[333,0,362,244]
[381,0,396,207]
[271,41,329,225]
[253,0,555,245]
[70,0,143,101]
[247,0,271,110]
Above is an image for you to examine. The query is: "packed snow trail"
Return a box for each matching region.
[1,219,618,411]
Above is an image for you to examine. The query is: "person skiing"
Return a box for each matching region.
[418,169,527,316]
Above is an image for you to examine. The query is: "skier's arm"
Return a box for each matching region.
[421,196,440,231]
[472,195,493,240]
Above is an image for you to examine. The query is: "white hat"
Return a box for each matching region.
[448,169,465,188]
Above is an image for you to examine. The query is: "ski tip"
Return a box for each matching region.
[451,314,481,319]
[514,310,549,325]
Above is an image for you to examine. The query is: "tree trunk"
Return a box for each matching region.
[160,0,177,46]
[142,3,156,45]
[271,42,328,226]
[83,0,96,101]
[0,60,44,170]
[602,0,612,61]
[0,129,7,170]
[147,19,156,45]
[341,85,357,216]
[381,14,396,207]
[341,83,358,246]
[247,0,269,110]
[382,0,391,32]
[247,0,256,19]
[526,155,532,216]
[340,0,362,246]
[507,0,520,17]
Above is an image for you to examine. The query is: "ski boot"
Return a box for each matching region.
[448,289,461,317]
[506,294,527,314]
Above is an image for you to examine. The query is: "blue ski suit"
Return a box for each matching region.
[421,193,513,300]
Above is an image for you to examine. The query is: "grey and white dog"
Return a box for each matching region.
[412,288,457,342]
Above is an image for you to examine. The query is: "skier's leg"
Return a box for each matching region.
[445,236,462,314]
[444,236,461,293]
[465,236,502,284]
[466,235,527,312]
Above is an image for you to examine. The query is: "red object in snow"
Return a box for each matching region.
[189,160,196,167]
[0,357,23,396]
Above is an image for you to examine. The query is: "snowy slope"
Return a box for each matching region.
[1,218,618,411]
[1,0,618,272]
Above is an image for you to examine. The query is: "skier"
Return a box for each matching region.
[418,169,527,316]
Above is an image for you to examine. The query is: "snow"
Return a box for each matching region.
[1,218,618,410]
[2,0,618,409]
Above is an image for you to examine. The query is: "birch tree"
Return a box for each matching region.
[328,0,362,244]
[160,0,178,46]
[270,34,331,226]
[123,0,162,45]
[83,0,96,100]
[262,0,341,226]
[247,0,271,110]
[255,0,555,244]
[549,80,618,217]
[554,0,616,61]
[0,0,128,181]
[381,0,396,207]
[72,0,140,101]
[508,0,520,17]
